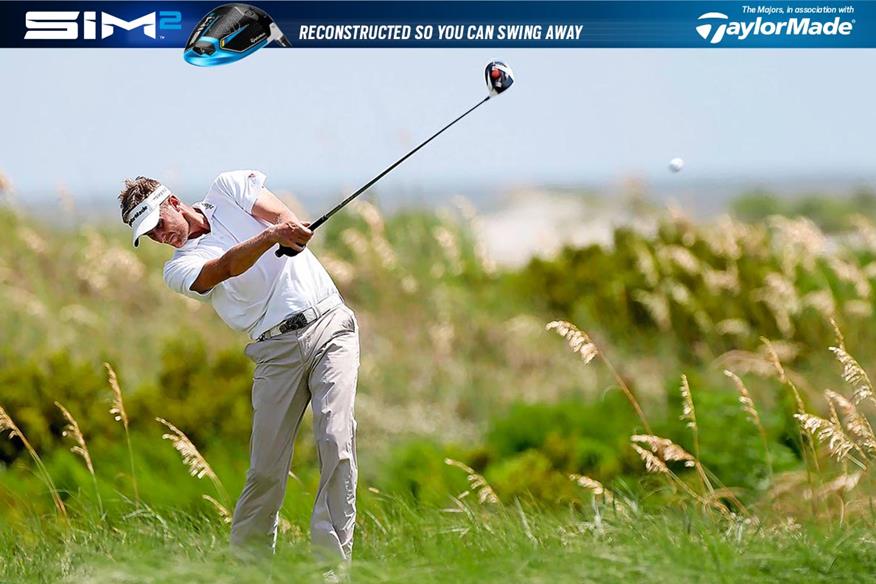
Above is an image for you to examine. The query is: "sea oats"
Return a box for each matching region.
[828,346,876,407]
[433,225,462,274]
[724,370,772,476]
[825,390,876,454]
[58,305,99,329]
[202,494,232,524]
[679,375,697,432]
[16,226,48,255]
[827,256,871,299]
[5,287,48,320]
[0,405,67,519]
[450,195,478,222]
[105,363,128,428]
[353,200,385,233]
[55,402,94,475]
[851,215,876,251]
[844,300,873,318]
[633,290,671,331]
[818,472,863,498]
[400,275,419,294]
[794,413,864,467]
[715,319,751,337]
[371,233,398,270]
[702,216,743,260]
[802,290,836,320]
[723,370,761,427]
[545,321,598,365]
[0,412,12,445]
[157,417,227,502]
[568,474,606,496]
[55,401,103,515]
[633,243,660,287]
[715,349,776,378]
[340,229,370,259]
[658,245,701,276]
[632,444,671,475]
[546,320,651,433]
[0,171,12,193]
[428,320,455,359]
[761,337,788,385]
[703,265,740,295]
[829,317,846,350]
[318,253,355,287]
[768,216,825,273]
[444,458,499,504]
[105,362,138,502]
[78,232,144,292]
[753,273,799,338]
[631,435,695,468]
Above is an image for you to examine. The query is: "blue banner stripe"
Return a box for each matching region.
[3,1,871,48]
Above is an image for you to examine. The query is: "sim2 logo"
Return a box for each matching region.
[695,11,854,45]
[24,10,183,40]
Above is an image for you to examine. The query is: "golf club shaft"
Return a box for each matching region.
[276,95,492,257]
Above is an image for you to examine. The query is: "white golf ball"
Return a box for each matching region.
[669,158,685,173]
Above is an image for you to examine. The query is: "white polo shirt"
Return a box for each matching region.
[163,170,339,340]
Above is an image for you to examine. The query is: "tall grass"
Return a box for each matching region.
[4,197,876,580]
[0,406,67,520]
[54,401,103,516]
[105,362,138,504]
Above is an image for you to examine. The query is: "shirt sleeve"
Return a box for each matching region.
[211,170,267,214]
[163,247,222,301]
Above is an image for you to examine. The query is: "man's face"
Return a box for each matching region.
[146,196,189,248]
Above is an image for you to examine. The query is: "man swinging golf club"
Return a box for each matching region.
[118,171,359,561]
[116,57,513,565]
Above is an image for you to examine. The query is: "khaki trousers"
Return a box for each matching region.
[230,303,360,560]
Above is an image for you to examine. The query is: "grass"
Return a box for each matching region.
[5,192,876,581]
[3,501,876,583]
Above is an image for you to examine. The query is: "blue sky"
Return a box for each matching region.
[1,49,874,206]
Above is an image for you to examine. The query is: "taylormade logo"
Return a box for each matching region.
[695,11,854,44]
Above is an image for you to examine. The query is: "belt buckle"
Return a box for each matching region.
[279,312,307,334]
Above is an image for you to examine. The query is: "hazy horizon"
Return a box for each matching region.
[2,48,875,209]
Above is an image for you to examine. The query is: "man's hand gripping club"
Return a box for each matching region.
[270,219,312,254]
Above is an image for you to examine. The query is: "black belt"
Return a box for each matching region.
[257,294,343,342]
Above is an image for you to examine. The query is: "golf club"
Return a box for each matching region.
[184,3,290,67]
[275,60,515,257]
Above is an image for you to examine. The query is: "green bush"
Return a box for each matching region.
[485,449,578,504]
[377,439,470,506]
[485,392,639,481]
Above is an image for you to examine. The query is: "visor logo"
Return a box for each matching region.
[126,204,149,226]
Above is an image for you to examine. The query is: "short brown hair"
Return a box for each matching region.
[118,176,161,224]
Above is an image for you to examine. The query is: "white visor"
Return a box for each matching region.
[125,185,171,247]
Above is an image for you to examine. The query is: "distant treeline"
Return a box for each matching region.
[731,187,876,232]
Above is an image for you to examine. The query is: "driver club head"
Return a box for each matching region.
[485,61,514,96]
[184,3,290,67]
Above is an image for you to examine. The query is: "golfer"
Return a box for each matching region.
[117,170,359,561]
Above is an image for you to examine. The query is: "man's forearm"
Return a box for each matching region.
[223,228,278,277]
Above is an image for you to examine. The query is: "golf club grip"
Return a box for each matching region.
[274,216,327,257]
